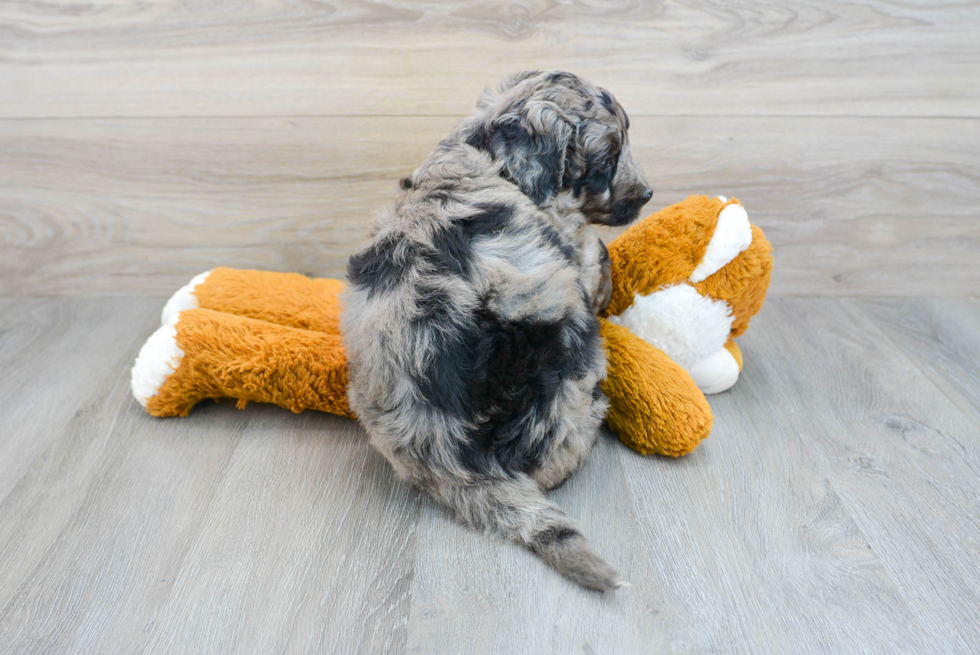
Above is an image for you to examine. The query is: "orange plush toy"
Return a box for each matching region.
[132,195,771,457]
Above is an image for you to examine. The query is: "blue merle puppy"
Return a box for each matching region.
[341,71,652,591]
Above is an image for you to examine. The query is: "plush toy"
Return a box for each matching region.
[132,195,771,457]
[599,195,772,454]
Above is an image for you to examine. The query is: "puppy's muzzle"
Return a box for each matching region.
[608,186,653,226]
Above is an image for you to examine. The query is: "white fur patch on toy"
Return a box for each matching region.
[131,315,185,407]
[609,284,733,370]
[689,203,752,283]
[688,347,741,394]
[161,270,211,326]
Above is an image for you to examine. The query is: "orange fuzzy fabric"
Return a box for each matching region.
[693,224,773,338]
[146,308,353,419]
[197,267,345,334]
[600,320,712,456]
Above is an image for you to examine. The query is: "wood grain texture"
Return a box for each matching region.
[0,298,159,504]
[745,297,980,653]
[616,334,930,654]
[0,299,420,654]
[134,412,420,655]
[3,297,980,653]
[0,116,452,296]
[855,298,980,429]
[404,433,670,654]
[2,116,978,297]
[1,0,978,118]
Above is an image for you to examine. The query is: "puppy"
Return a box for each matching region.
[341,71,652,591]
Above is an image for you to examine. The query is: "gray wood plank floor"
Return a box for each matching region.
[1,296,978,654]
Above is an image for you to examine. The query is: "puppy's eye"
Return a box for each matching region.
[599,156,616,170]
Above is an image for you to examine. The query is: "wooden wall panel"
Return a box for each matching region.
[2,116,977,296]
[1,1,978,118]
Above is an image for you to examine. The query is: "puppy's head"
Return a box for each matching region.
[464,70,652,226]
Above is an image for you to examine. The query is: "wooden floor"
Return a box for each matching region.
[2,0,980,653]
[1,297,980,653]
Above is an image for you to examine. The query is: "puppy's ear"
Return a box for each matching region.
[471,101,574,206]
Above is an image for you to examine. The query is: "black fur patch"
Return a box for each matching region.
[348,225,475,297]
[492,119,531,155]
[354,203,522,317]
[427,225,472,278]
[465,126,492,154]
[467,118,567,206]
[465,203,514,239]
[532,525,581,552]
[598,89,616,114]
[420,203,519,282]
[463,308,567,473]
[347,234,413,298]
[609,196,648,226]
[426,203,518,277]
[574,157,617,197]
[540,225,578,262]
[417,303,602,475]
[414,288,476,417]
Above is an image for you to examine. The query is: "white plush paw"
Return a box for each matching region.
[161,270,211,325]
[131,315,185,407]
[688,347,740,395]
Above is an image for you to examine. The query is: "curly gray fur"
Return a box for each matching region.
[342,71,652,591]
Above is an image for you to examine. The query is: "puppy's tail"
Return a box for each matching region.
[436,475,623,592]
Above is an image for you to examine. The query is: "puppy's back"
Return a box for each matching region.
[341,147,619,591]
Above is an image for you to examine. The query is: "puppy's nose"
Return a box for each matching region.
[639,189,653,204]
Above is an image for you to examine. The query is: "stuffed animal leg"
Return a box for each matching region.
[162,267,345,334]
[132,269,353,418]
[599,320,712,456]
